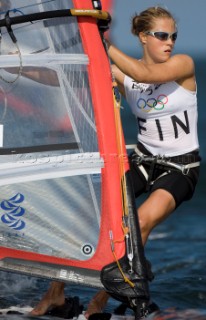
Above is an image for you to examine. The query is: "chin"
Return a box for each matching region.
[159,56,171,63]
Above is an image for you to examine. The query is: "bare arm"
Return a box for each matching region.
[6,67,59,86]
[107,42,195,86]
[111,64,126,96]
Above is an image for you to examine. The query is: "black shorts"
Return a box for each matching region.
[129,146,201,208]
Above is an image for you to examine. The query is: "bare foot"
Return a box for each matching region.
[30,281,65,316]
[84,290,110,319]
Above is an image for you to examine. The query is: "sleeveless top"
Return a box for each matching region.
[124,76,199,157]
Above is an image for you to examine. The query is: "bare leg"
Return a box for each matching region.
[138,189,176,245]
[30,281,65,316]
[84,290,110,319]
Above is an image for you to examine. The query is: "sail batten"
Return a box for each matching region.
[0,152,103,186]
[0,54,89,67]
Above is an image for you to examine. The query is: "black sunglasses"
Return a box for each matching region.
[145,31,178,42]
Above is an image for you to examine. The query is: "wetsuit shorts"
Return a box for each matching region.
[129,143,201,208]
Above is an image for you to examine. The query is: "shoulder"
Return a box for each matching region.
[169,54,195,71]
[156,54,196,84]
[170,55,196,90]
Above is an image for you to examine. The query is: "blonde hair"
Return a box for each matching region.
[131,6,176,36]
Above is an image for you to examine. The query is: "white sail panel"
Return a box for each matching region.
[0,173,101,260]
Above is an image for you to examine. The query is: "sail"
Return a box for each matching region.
[0,0,150,313]
[101,0,112,11]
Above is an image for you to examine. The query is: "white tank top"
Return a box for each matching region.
[124,76,199,156]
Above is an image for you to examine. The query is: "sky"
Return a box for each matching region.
[109,0,206,58]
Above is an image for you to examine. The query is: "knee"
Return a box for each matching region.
[137,212,154,245]
[137,189,176,236]
[138,213,152,235]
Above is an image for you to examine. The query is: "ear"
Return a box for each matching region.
[139,31,147,44]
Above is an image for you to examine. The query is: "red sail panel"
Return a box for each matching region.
[101,0,113,12]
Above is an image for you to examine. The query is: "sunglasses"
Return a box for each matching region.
[145,31,178,42]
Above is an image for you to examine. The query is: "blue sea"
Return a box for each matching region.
[0,57,205,319]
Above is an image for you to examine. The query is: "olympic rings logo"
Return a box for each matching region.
[137,94,168,113]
